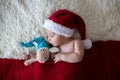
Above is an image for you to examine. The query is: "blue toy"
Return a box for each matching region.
[20,37,60,65]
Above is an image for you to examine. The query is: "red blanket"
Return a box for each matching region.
[0,41,120,80]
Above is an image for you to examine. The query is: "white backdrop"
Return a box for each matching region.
[0,0,120,59]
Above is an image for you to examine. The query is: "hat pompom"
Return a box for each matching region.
[82,39,92,49]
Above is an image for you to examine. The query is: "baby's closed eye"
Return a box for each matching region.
[47,33,55,38]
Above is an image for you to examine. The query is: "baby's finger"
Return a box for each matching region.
[54,58,58,63]
[54,60,58,63]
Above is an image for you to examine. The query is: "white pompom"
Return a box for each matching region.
[82,39,92,49]
[49,47,60,53]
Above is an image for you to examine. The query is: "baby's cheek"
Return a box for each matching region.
[56,40,62,46]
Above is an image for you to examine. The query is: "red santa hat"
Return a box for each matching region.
[43,9,92,49]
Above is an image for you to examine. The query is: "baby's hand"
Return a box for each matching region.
[54,53,62,63]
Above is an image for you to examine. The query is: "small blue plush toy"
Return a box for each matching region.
[20,37,59,65]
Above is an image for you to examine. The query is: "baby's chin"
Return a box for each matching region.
[52,44,58,47]
[51,43,59,47]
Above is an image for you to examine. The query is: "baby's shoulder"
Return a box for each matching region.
[72,39,83,46]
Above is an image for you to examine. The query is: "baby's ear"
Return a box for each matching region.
[49,47,60,53]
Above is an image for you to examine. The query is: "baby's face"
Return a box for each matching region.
[45,29,67,46]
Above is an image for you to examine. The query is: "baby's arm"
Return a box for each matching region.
[54,39,84,63]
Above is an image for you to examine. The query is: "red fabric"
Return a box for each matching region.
[0,41,120,80]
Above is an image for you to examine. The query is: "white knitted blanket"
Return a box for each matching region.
[0,0,120,59]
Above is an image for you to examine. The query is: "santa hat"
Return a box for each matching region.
[43,9,92,49]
